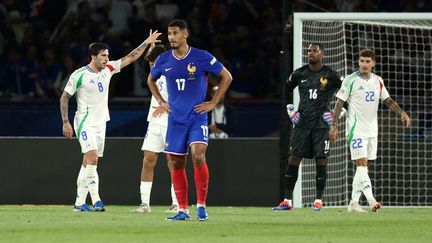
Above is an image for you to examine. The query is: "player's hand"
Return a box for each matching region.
[209,124,223,133]
[286,104,300,127]
[144,29,162,46]
[152,104,169,117]
[329,125,339,143]
[63,122,73,139]
[401,112,411,127]
[194,101,216,114]
[153,101,171,116]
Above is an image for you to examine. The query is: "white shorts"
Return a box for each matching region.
[141,122,167,153]
[74,121,106,157]
[349,136,377,161]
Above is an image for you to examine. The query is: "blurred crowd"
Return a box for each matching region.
[0,0,281,102]
[0,0,430,102]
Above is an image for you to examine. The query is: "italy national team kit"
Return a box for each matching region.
[151,47,224,154]
[64,60,122,156]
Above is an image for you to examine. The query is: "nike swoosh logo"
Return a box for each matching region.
[165,68,172,72]
[301,79,308,82]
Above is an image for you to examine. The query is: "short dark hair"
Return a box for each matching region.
[88,42,109,60]
[309,42,324,51]
[145,45,166,62]
[168,19,188,31]
[359,48,375,61]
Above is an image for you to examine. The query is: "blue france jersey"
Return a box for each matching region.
[151,47,224,122]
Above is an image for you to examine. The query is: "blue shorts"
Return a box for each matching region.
[164,115,209,155]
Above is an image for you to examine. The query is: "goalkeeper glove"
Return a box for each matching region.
[323,111,333,125]
[287,104,300,127]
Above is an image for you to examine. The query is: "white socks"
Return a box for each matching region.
[140,181,152,206]
[86,164,101,204]
[140,183,178,207]
[171,184,178,206]
[352,166,376,204]
[283,199,293,206]
[75,165,88,206]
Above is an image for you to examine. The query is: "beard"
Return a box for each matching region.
[170,43,178,49]
[308,59,318,65]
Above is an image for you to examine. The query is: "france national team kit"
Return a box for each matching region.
[150,47,224,154]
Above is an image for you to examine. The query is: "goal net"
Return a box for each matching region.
[292,13,432,207]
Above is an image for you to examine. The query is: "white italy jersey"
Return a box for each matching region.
[147,75,168,126]
[336,71,390,138]
[64,60,121,126]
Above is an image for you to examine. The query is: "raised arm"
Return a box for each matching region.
[120,30,162,69]
[194,67,233,114]
[60,91,73,139]
[383,97,411,127]
[329,98,345,143]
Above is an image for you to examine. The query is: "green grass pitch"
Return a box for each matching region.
[1,205,431,243]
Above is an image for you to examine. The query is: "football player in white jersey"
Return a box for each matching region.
[60,30,162,212]
[132,44,179,214]
[329,49,411,213]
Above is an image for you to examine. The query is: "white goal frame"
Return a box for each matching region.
[292,12,432,208]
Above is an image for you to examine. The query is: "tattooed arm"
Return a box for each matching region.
[60,91,73,139]
[120,30,162,69]
[383,97,411,127]
[329,98,345,143]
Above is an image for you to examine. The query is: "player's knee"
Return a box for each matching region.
[288,156,302,166]
[143,151,157,165]
[143,156,157,170]
[84,150,98,165]
[355,158,368,166]
[171,155,186,169]
[315,157,328,166]
[191,152,206,165]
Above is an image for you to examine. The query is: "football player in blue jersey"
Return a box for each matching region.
[147,19,232,221]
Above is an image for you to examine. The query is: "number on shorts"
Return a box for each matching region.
[351,138,363,149]
[324,140,330,153]
[201,125,208,139]
[81,131,88,141]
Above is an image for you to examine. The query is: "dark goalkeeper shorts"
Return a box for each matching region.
[290,127,330,159]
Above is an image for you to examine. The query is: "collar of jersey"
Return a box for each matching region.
[356,70,373,80]
[85,65,95,73]
[171,46,192,60]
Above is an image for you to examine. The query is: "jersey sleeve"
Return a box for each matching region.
[378,77,390,101]
[150,56,162,80]
[63,70,81,95]
[285,71,299,92]
[201,51,223,76]
[336,75,353,102]
[106,60,121,74]
[330,70,342,89]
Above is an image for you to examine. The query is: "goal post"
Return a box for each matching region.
[292,12,432,208]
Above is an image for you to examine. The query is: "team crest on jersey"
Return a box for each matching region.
[187,63,196,80]
[320,76,328,90]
